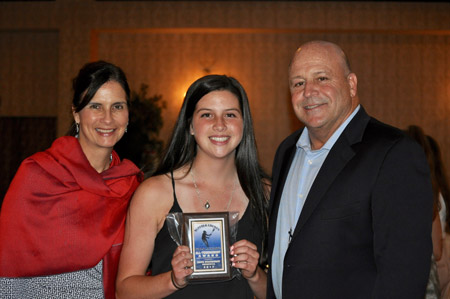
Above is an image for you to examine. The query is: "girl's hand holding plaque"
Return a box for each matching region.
[170,245,193,289]
[230,239,260,280]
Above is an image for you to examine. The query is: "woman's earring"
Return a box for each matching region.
[75,123,80,138]
[125,123,128,133]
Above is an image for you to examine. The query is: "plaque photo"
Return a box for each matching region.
[182,212,231,282]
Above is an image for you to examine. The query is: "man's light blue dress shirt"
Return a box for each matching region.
[272,105,360,298]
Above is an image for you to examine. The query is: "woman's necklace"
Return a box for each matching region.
[190,170,237,210]
[102,154,113,172]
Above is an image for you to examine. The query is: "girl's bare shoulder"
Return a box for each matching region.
[130,173,174,210]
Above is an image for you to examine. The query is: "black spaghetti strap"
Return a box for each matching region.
[170,170,177,202]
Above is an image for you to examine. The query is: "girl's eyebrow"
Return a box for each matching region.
[88,101,127,105]
[225,108,241,113]
[195,107,241,112]
[194,108,212,114]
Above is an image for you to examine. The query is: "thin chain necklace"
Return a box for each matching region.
[190,170,237,210]
[102,154,113,172]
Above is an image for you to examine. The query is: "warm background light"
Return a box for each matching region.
[0,1,449,179]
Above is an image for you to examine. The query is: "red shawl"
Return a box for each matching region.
[0,136,142,298]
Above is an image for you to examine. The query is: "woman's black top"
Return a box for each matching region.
[150,173,263,298]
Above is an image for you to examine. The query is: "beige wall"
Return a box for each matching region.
[0,0,449,174]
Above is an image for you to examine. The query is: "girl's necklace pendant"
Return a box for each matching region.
[191,170,236,211]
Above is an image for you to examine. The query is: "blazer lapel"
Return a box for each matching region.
[291,107,370,239]
[269,131,301,219]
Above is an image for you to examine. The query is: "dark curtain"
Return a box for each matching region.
[0,117,56,207]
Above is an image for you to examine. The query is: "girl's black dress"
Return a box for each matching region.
[151,174,263,299]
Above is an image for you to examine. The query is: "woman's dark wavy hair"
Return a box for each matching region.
[154,74,270,257]
[427,135,450,233]
[67,60,130,136]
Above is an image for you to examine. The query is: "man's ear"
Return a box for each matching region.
[347,73,358,98]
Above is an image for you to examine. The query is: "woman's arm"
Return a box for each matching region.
[115,176,193,299]
[230,239,267,299]
[432,213,443,261]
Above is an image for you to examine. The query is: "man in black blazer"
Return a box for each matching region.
[267,40,433,298]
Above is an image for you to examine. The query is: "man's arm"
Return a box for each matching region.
[371,137,433,298]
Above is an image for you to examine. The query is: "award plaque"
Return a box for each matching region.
[182,212,231,282]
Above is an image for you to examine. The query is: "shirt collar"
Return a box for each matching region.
[297,105,360,151]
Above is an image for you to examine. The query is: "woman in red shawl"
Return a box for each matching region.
[0,61,142,298]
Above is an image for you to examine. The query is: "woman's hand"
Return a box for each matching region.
[230,240,267,298]
[230,239,260,280]
[170,245,193,289]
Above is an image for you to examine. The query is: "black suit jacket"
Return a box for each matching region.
[267,107,433,298]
